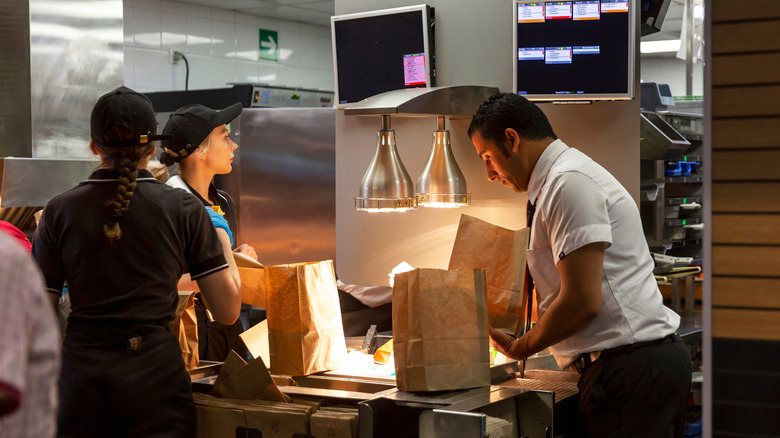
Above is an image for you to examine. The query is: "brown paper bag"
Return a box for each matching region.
[170,290,198,372]
[194,404,247,438]
[243,404,311,438]
[393,268,491,392]
[265,260,348,376]
[448,214,530,336]
[310,410,358,438]
[213,350,248,387]
[238,266,266,308]
[211,354,291,403]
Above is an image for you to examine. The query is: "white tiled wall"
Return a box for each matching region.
[123,0,334,93]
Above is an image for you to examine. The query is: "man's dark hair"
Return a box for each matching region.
[468,93,557,157]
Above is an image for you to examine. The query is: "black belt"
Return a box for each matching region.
[572,333,681,374]
[66,319,169,351]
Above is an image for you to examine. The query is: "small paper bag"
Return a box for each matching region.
[170,290,199,371]
[265,260,348,376]
[393,268,491,392]
[448,214,530,336]
[211,353,291,403]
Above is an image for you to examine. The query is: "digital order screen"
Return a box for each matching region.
[515,0,631,99]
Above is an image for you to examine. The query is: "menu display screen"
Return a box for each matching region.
[513,0,635,101]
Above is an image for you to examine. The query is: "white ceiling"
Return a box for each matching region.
[175,0,685,41]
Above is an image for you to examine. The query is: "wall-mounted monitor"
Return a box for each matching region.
[331,4,435,108]
[513,0,636,101]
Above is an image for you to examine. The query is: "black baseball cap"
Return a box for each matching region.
[161,103,242,164]
[90,86,170,148]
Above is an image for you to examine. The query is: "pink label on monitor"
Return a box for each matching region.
[403,53,427,86]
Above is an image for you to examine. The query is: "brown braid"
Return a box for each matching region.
[94,127,154,243]
[103,149,143,242]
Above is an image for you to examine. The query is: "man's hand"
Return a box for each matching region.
[234,243,257,260]
[489,325,528,361]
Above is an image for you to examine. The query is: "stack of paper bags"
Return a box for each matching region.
[311,406,359,438]
[485,415,514,438]
[194,393,311,438]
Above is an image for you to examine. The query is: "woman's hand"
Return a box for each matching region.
[234,243,257,260]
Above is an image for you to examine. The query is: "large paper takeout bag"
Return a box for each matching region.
[393,268,491,392]
[265,260,348,376]
[448,214,530,336]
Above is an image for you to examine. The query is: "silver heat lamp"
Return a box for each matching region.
[355,115,417,212]
[416,116,470,208]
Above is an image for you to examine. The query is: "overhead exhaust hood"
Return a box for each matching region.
[344,85,498,117]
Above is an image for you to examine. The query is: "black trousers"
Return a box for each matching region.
[194,296,248,361]
[576,335,692,438]
[58,322,194,437]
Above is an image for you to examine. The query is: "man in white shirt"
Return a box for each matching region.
[469,93,691,437]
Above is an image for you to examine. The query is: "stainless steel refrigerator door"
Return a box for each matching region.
[224,107,336,266]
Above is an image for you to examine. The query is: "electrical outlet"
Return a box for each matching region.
[169,49,178,65]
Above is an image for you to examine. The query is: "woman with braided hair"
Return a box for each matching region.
[32,86,240,437]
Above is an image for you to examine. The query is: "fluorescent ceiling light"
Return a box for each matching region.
[641,39,681,54]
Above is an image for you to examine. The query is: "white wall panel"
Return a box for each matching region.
[133,7,161,49]
[211,19,236,58]
[125,0,330,92]
[133,48,163,90]
[185,15,212,56]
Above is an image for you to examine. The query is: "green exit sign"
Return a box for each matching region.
[259,29,278,62]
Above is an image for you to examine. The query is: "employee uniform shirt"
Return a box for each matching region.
[0,232,60,438]
[167,175,237,247]
[32,169,228,324]
[526,140,680,368]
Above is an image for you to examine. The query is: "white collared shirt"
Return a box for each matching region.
[527,139,680,368]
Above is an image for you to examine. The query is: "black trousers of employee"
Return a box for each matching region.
[195,296,248,361]
[576,335,692,438]
[58,321,194,437]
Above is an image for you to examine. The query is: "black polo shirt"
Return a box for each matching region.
[32,169,228,323]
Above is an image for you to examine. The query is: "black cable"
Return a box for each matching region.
[181,54,189,91]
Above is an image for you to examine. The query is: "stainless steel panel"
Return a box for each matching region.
[229,107,335,265]
[0,157,97,207]
[29,0,124,159]
[640,112,691,160]
[419,410,486,437]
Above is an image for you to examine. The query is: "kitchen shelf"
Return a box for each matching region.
[666,175,702,184]
[640,104,704,264]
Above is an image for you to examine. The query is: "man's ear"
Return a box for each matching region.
[504,128,521,153]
